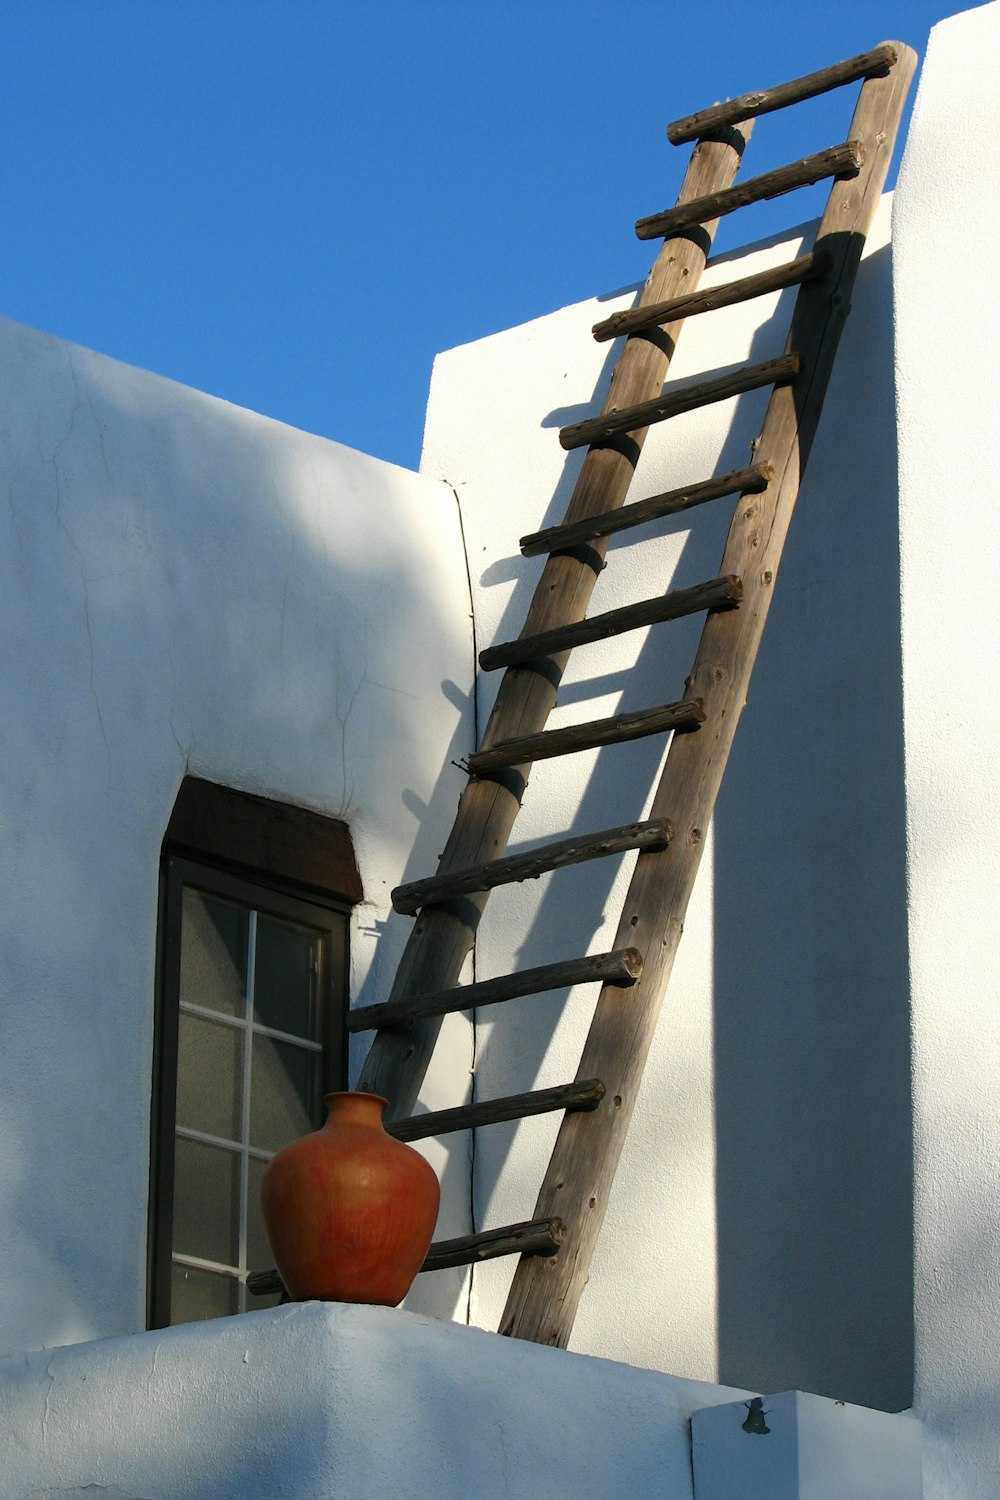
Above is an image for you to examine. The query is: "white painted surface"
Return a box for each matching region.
[422,194,914,1410]
[691,1390,923,1500]
[0,315,476,1354]
[892,5,1000,1498]
[0,1301,748,1500]
[4,8,1000,1498]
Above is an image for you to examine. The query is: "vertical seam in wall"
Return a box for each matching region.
[449,480,479,1327]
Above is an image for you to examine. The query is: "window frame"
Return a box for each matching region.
[148,778,359,1329]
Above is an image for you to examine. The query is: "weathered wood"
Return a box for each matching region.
[592,250,831,342]
[393,821,671,917]
[421,1219,565,1272]
[635,141,862,241]
[357,128,752,1119]
[480,575,742,673]
[388,1080,606,1143]
[347,949,642,1032]
[666,42,898,144]
[500,46,918,1348]
[467,699,704,775]
[520,465,769,558]
[247,1216,567,1296]
[560,354,799,452]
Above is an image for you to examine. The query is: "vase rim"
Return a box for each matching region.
[323,1090,389,1110]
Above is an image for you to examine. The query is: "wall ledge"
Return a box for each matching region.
[0,1302,746,1499]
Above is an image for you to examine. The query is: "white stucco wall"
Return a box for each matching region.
[422,192,913,1411]
[3,6,999,1496]
[892,4,1000,1497]
[0,1301,751,1500]
[0,315,476,1354]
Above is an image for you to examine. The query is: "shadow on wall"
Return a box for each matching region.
[0,316,473,1351]
[463,234,912,1409]
[467,250,804,1341]
[712,239,913,1412]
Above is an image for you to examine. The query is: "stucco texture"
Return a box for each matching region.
[893,3,1000,1497]
[0,315,476,1353]
[0,1301,748,1500]
[422,192,913,1411]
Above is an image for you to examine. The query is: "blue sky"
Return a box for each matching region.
[1,1,954,470]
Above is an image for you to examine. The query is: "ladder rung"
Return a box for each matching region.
[520,464,769,557]
[592,249,831,343]
[420,1219,565,1272]
[347,949,642,1032]
[559,353,799,452]
[392,819,671,916]
[246,1217,566,1297]
[635,141,863,241]
[468,698,704,775]
[389,1080,606,1142]
[667,42,899,144]
[479,574,742,673]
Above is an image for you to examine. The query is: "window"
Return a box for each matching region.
[148,779,360,1328]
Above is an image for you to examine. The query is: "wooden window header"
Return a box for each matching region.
[164,778,362,905]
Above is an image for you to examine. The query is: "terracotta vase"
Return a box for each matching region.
[260,1091,440,1306]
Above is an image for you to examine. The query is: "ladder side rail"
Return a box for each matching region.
[357,127,753,1118]
[500,47,917,1346]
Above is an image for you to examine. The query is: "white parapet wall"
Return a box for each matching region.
[691,1390,923,1500]
[0,1301,750,1500]
[893,3,1000,1497]
[0,1302,746,1500]
[0,314,476,1354]
[422,192,914,1411]
[0,1301,924,1500]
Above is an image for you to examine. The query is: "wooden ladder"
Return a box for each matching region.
[256,42,916,1342]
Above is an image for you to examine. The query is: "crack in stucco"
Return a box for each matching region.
[165,648,188,765]
[493,1417,511,1499]
[86,393,113,496]
[40,1355,56,1443]
[18,1487,154,1499]
[145,1340,162,1405]
[332,622,416,817]
[334,630,369,818]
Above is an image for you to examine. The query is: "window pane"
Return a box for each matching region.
[180,889,248,1017]
[176,1011,242,1141]
[171,1262,239,1323]
[254,915,321,1039]
[172,1137,240,1266]
[250,1035,320,1154]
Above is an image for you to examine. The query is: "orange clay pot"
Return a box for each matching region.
[260,1091,439,1306]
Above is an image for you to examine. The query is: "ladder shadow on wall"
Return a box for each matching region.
[466,237,913,1403]
[710,237,913,1412]
[467,268,804,1338]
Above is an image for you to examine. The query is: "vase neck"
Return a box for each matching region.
[324,1091,387,1129]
